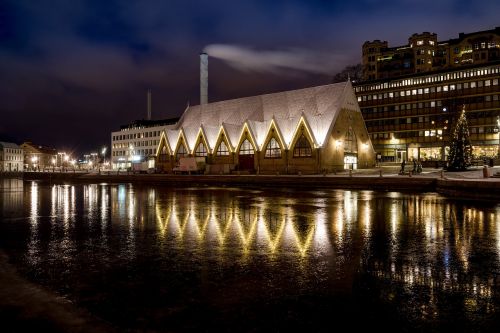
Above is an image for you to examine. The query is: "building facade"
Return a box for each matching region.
[111,118,178,170]
[20,142,58,171]
[156,81,375,174]
[0,142,23,172]
[363,27,500,81]
[354,62,500,163]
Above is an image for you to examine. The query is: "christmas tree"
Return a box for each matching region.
[446,106,472,171]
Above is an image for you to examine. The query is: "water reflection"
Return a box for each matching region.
[1,182,500,329]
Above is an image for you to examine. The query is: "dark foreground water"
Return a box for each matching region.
[1,179,500,332]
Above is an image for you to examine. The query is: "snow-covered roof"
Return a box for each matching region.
[164,81,356,153]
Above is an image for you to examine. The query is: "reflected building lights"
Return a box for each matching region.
[14,184,499,312]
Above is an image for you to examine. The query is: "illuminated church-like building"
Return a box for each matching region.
[156,80,375,174]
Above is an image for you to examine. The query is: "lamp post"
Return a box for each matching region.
[101,147,107,170]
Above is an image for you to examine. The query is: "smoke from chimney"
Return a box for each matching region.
[203,44,346,75]
[200,52,208,105]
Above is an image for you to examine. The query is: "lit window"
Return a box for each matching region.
[239,139,254,155]
[417,40,424,46]
[176,144,187,160]
[265,138,281,158]
[216,141,230,156]
[293,134,312,157]
[195,142,207,157]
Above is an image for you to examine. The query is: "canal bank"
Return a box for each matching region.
[0,250,115,333]
[18,167,500,200]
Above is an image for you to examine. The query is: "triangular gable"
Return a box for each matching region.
[289,116,317,149]
[175,129,189,154]
[192,127,210,154]
[262,119,286,151]
[155,131,172,155]
[236,122,258,152]
[213,125,233,153]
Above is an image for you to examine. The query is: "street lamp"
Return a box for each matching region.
[102,147,107,169]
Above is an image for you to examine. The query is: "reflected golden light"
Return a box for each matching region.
[234,208,258,253]
[29,182,38,225]
[260,214,286,254]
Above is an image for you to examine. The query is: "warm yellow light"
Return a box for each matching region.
[335,140,342,148]
[31,156,38,163]
[52,158,56,165]
[64,155,69,161]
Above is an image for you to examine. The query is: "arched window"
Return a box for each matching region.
[176,143,187,160]
[195,142,207,156]
[265,138,281,158]
[159,146,168,162]
[293,134,312,157]
[344,128,357,153]
[239,139,254,155]
[216,140,229,156]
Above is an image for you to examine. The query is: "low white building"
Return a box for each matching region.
[0,142,24,172]
[110,118,178,170]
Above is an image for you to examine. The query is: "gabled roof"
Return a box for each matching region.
[175,81,352,149]
[0,142,21,149]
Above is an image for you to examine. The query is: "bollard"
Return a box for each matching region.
[409,171,412,177]
[483,165,489,178]
[298,171,302,176]
[440,170,444,179]
[349,169,352,177]
[379,169,383,177]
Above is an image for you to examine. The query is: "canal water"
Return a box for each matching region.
[0,178,499,332]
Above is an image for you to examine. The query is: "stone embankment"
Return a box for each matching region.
[18,167,500,200]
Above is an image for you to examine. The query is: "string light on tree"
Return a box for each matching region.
[446,105,472,171]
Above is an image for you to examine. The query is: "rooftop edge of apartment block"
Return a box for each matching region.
[362,27,500,81]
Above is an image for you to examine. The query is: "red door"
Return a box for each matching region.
[238,154,254,171]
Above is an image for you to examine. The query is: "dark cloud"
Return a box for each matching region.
[0,0,499,154]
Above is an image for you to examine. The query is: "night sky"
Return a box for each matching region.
[1,0,499,155]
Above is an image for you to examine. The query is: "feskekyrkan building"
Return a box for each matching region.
[156,81,375,174]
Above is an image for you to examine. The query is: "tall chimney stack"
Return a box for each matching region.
[147,89,151,120]
[200,52,208,105]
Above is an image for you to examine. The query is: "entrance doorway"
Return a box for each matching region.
[396,150,406,163]
[238,139,255,171]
